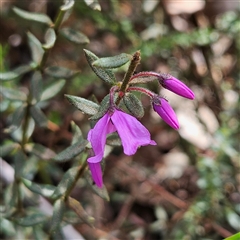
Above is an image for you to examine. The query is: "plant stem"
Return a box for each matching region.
[116,51,141,105]
[127,86,155,98]
[39,7,66,71]
[64,154,88,200]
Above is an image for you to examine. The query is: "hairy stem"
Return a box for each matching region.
[64,154,88,200]
[39,7,66,70]
[116,51,141,105]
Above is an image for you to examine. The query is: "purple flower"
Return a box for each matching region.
[159,74,195,100]
[153,96,179,130]
[87,109,156,187]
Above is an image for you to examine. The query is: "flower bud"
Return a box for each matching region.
[153,96,179,129]
[159,73,195,100]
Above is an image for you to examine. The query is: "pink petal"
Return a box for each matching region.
[87,113,116,163]
[88,162,103,188]
[111,110,156,155]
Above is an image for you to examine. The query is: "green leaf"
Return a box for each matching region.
[21,178,56,198]
[70,121,84,144]
[93,53,132,68]
[13,7,53,26]
[41,79,66,101]
[21,155,39,179]
[27,31,44,64]
[30,106,48,127]
[30,71,42,104]
[15,213,47,226]
[67,197,95,226]
[65,94,99,115]
[0,71,18,81]
[60,28,89,44]
[123,93,144,118]
[45,66,78,79]
[84,0,101,11]
[60,0,75,11]
[0,86,27,101]
[84,49,116,84]
[90,94,110,120]
[0,142,19,157]
[33,226,47,240]
[4,183,18,211]
[11,117,35,142]
[25,143,56,160]
[0,64,33,81]
[0,218,16,236]
[224,232,240,240]
[43,28,56,49]
[51,167,79,199]
[227,211,240,231]
[50,198,65,234]
[7,104,27,133]
[53,139,88,162]
[14,149,26,178]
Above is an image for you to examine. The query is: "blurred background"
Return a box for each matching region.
[1,0,239,239]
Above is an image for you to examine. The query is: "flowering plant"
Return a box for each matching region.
[66,50,195,187]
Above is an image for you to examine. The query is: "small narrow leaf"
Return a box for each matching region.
[21,178,56,198]
[30,106,48,127]
[15,213,47,226]
[224,233,240,240]
[0,71,18,81]
[50,199,65,234]
[93,53,132,68]
[7,104,27,133]
[65,94,99,115]
[27,31,44,64]
[33,226,47,240]
[0,64,34,81]
[60,28,89,44]
[45,66,78,79]
[11,117,35,142]
[43,28,56,49]
[67,197,95,226]
[90,94,110,120]
[25,143,56,160]
[71,121,84,144]
[0,142,19,157]
[13,7,53,26]
[60,0,75,11]
[41,79,66,101]
[14,149,26,178]
[4,183,18,211]
[51,167,79,199]
[0,86,27,101]
[84,49,116,84]
[123,93,144,118]
[84,0,101,11]
[30,71,42,104]
[53,139,88,162]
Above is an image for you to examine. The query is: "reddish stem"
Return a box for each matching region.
[127,86,155,98]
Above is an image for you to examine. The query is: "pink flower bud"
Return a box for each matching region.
[153,97,179,129]
[159,73,195,100]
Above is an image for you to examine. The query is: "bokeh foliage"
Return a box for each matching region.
[0,0,239,239]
